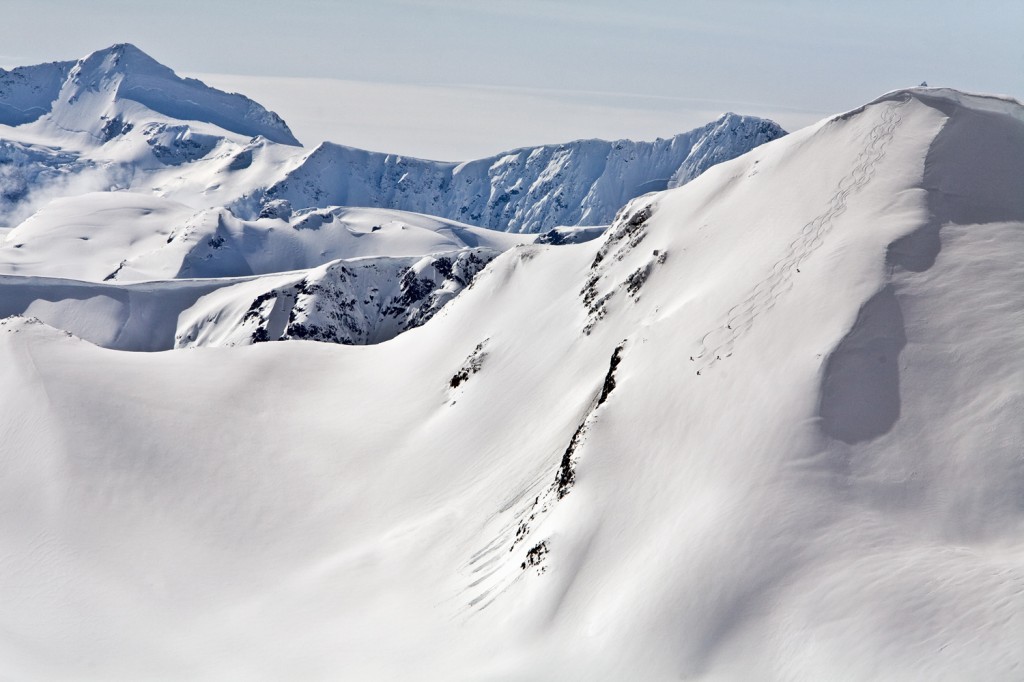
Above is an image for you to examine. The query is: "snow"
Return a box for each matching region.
[0,60,71,126]
[0,45,783,243]
[0,274,258,351]
[1,44,298,145]
[175,248,504,348]
[253,113,785,233]
[0,191,195,280]
[0,45,1021,681]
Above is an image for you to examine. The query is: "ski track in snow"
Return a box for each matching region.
[691,96,909,374]
[461,343,626,614]
[461,451,558,613]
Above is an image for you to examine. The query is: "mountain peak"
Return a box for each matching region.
[64,43,175,101]
[0,44,300,146]
[73,43,168,78]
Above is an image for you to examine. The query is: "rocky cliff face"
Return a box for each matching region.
[175,248,501,348]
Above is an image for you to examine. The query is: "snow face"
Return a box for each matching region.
[0,67,1021,681]
[253,113,786,233]
[0,60,71,126]
[0,274,237,350]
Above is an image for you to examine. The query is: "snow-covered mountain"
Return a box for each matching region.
[1,44,1021,680]
[0,45,783,237]
[0,43,299,145]
[246,112,785,233]
[0,60,72,126]
[0,44,787,349]
[0,44,302,228]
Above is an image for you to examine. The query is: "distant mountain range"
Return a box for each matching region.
[1,43,784,234]
[0,43,785,348]
[249,111,784,233]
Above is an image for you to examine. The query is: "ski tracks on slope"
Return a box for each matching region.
[691,96,909,374]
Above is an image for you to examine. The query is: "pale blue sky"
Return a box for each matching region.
[4,1,1022,158]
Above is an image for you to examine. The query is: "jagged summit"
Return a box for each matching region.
[0,43,300,145]
[69,43,170,80]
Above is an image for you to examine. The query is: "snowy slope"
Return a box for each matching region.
[0,195,530,282]
[0,60,71,126]
[0,273,242,351]
[248,113,785,233]
[0,87,1021,681]
[0,198,536,349]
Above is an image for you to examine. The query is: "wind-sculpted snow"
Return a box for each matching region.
[0,273,245,351]
[253,113,785,233]
[819,285,907,443]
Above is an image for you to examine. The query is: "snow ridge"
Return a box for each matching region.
[0,61,72,126]
[252,113,786,233]
[690,95,909,374]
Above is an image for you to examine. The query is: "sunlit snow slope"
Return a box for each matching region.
[0,87,1021,680]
